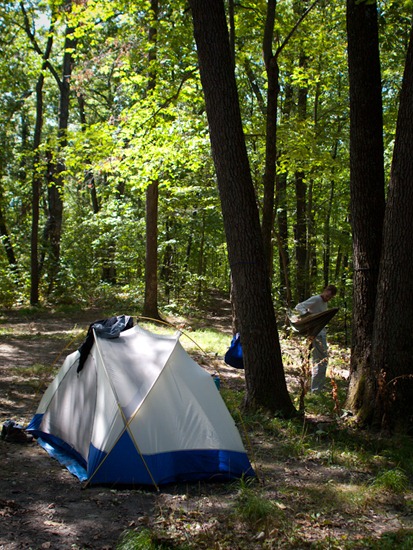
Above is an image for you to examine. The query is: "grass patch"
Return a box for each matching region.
[138,321,229,356]
[359,530,413,549]
[233,478,281,528]
[371,468,409,493]
[11,362,56,378]
[181,328,230,356]
[117,527,189,549]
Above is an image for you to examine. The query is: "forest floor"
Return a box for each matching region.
[1,300,413,549]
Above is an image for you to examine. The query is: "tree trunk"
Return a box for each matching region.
[160,217,174,303]
[44,8,76,294]
[78,94,100,214]
[345,0,385,415]
[323,180,334,287]
[30,77,42,305]
[275,80,293,306]
[189,0,296,416]
[275,171,291,306]
[196,210,206,304]
[294,169,307,301]
[143,181,161,319]
[294,50,309,302]
[142,0,161,320]
[369,22,413,433]
[21,6,55,305]
[0,198,17,269]
[261,0,279,276]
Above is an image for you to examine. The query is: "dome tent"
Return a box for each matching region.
[27,319,254,488]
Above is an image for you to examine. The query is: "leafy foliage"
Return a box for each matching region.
[0,0,410,317]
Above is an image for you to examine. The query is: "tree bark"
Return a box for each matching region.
[345,0,385,416]
[294,49,309,302]
[143,181,161,319]
[30,70,44,305]
[370,21,413,432]
[275,80,293,306]
[43,5,76,294]
[189,0,296,416]
[261,0,279,276]
[20,4,55,304]
[0,198,17,269]
[142,0,161,320]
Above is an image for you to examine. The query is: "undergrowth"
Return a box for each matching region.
[116,381,413,549]
[114,322,413,548]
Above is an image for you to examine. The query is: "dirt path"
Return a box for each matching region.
[1,308,412,549]
[0,311,153,548]
[0,308,242,550]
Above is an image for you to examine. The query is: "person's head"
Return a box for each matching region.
[321,284,337,302]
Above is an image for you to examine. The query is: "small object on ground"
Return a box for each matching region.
[1,419,34,443]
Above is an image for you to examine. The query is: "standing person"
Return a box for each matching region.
[295,285,337,392]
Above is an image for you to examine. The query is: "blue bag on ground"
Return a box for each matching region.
[224,333,244,369]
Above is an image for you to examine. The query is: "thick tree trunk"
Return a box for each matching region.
[345,0,385,416]
[369,22,413,432]
[189,0,295,416]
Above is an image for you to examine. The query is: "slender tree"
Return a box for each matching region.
[189,0,296,416]
[143,0,162,320]
[44,3,76,294]
[261,0,319,286]
[0,191,17,269]
[28,13,55,305]
[22,0,77,294]
[261,0,278,276]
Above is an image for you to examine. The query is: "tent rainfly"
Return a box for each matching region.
[27,320,254,488]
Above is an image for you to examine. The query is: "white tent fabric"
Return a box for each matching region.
[28,323,254,487]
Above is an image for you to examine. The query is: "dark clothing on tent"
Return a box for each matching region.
[77,315,133,373]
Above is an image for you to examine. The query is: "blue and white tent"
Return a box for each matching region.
[27,323,254,488]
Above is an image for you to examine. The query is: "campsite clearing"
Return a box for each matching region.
[1,306,413,549]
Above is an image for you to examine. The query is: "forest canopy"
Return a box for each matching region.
[0,0,409,314]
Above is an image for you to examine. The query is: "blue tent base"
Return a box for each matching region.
[31,431,254,488]
[36,437,88,482]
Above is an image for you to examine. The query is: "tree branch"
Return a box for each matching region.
[275,0,321,59]
[19,2,62,90]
